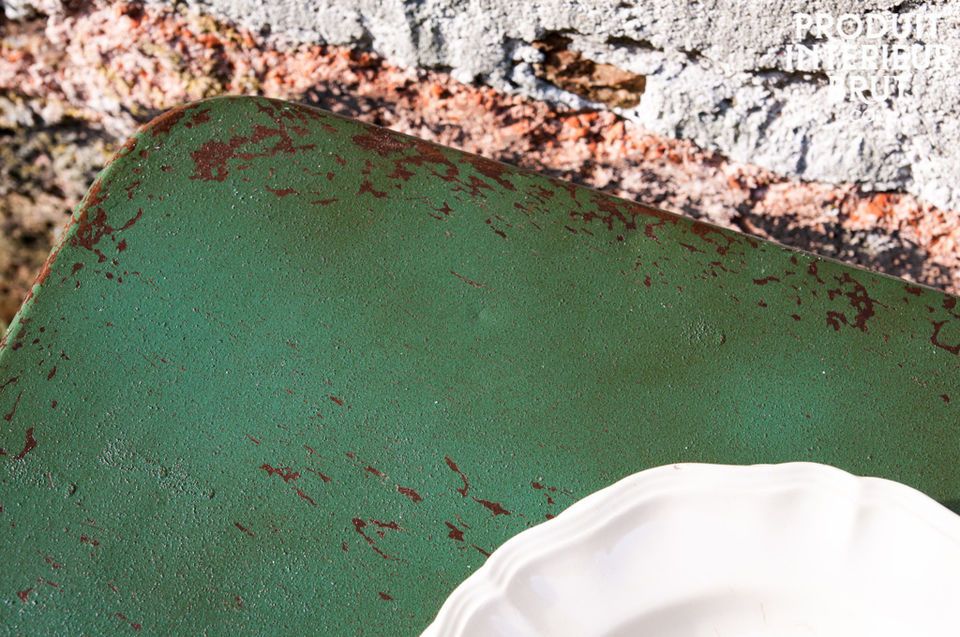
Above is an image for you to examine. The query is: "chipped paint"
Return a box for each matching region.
[0,95,957,636]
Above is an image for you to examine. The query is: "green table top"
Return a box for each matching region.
[0,96,958,635]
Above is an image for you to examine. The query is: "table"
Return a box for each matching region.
[1,96,957,635]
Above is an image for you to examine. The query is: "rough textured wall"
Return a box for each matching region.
[112,0,960,211]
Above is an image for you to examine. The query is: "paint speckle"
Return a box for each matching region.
[825,272,879,332]
[266,186,298,198]
[444,521,464,542]
[444,456,469,496]
[931,320,960,355]
[295,488,317,506]
[234,522,255,538]
[260,464,300,482]
[397,486,422,503]
[473,497,510,516]
[4,390,23,422]
[14,427,36,460]
[352,518,401,560]
[450,270,485,289]
[753,276,780,285]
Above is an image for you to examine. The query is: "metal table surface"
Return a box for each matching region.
[0,96,957,635]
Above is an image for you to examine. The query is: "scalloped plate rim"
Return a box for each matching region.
[421,462,960,636]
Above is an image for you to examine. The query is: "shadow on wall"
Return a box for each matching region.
[739,211,953,290]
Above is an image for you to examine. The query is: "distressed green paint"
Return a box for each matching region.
[0,96,958,635]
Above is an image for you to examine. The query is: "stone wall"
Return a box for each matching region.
[100,0,960,210]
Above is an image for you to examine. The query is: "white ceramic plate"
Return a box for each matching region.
[422,463,960,637]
